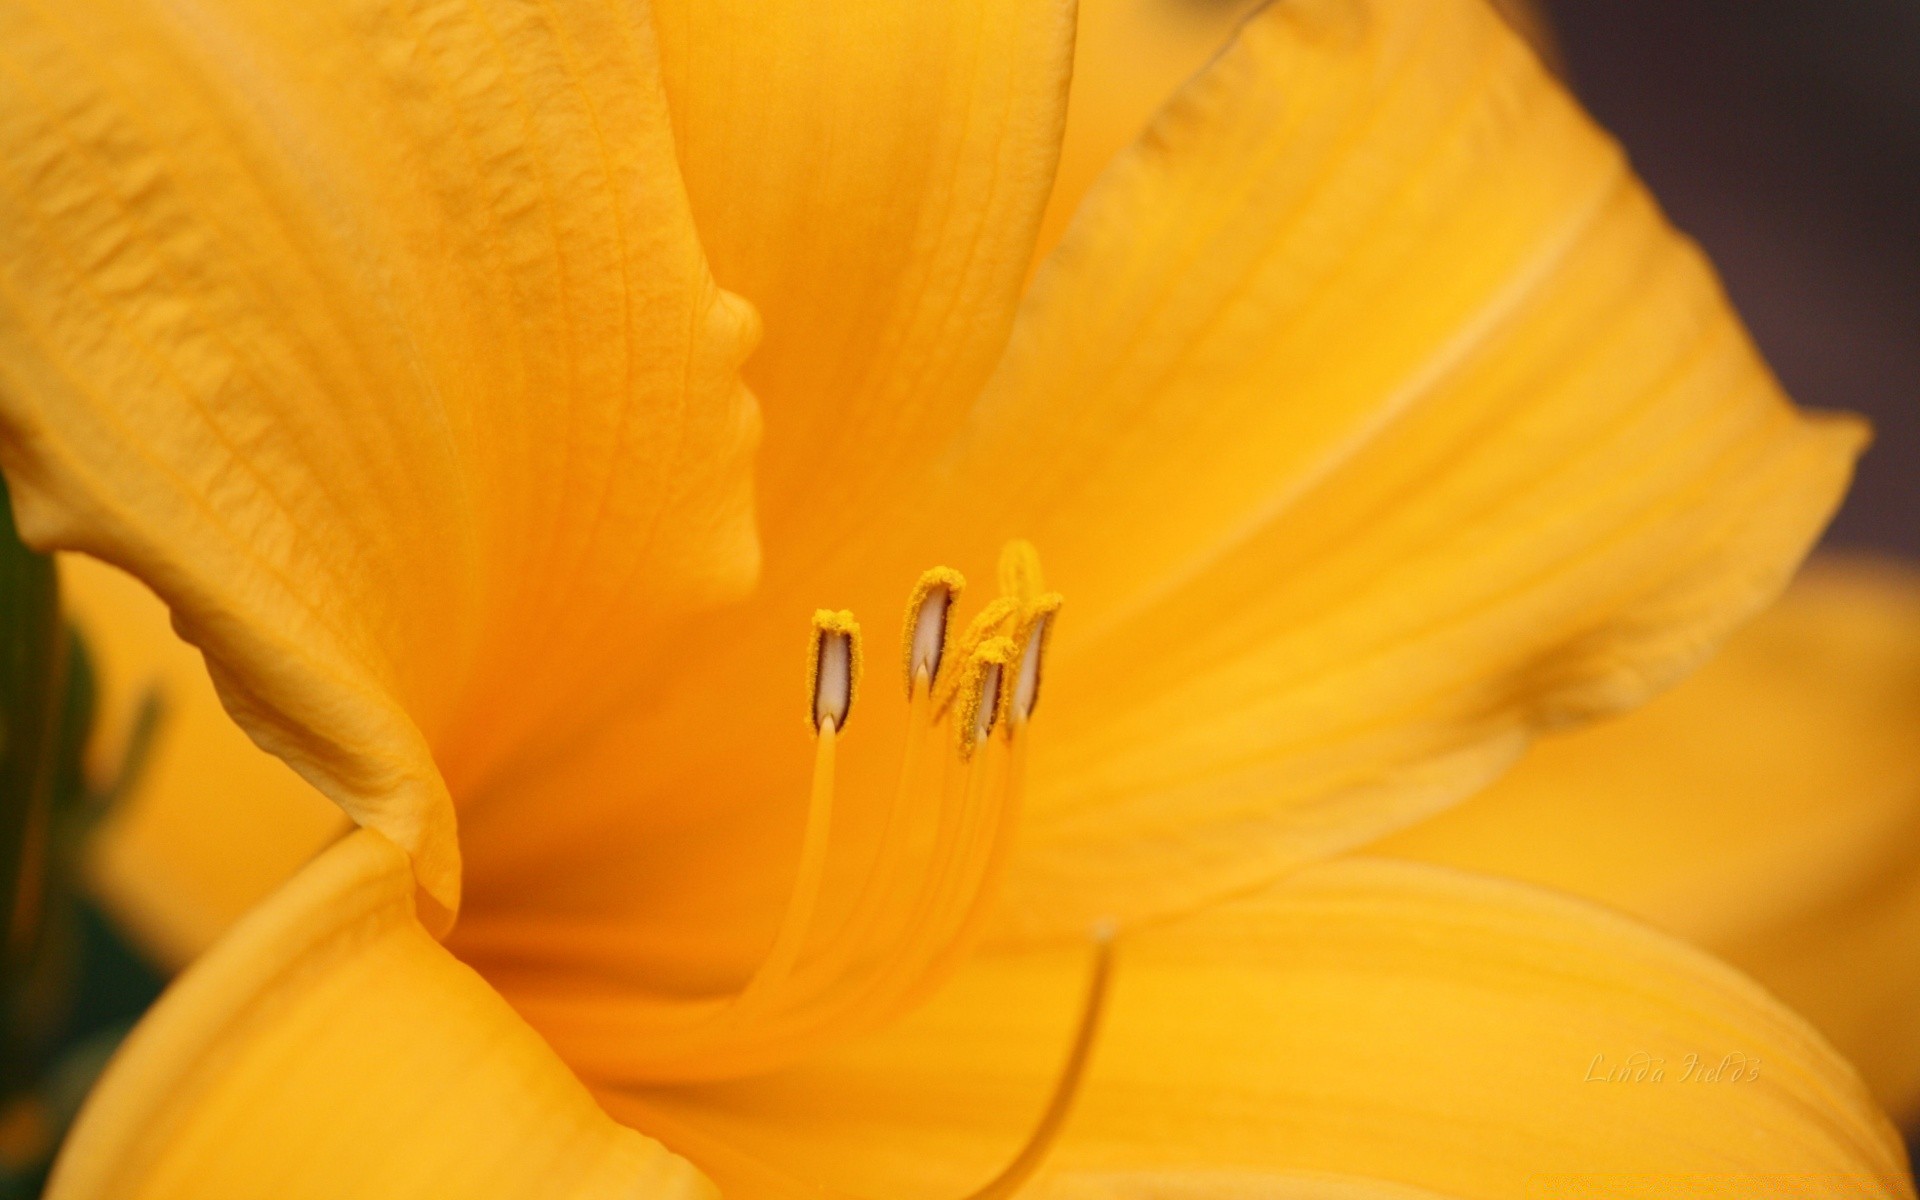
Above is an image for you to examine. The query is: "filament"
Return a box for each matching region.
[613,926,1118,1200]
[959,925,1115,1200]
[606,543,1063,1085]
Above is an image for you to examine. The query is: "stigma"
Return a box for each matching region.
[615,541,1064,1084]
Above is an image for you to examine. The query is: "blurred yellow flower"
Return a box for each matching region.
[1384,554,1920,1124]
[0,0,1904,1196]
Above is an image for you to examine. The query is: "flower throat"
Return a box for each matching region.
[610,541,1112,1197]
[612,541,1086,1085]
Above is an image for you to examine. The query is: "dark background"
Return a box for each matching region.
[1543,0,1918,558]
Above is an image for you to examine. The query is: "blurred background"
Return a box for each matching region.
[1542,0,1917,559]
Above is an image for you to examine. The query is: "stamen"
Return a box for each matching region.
[599,544,1064,1086]
[901,568,965,697]
[1011,594,1062,724]
[957,637,1017,760]
[808,610,861,732]
[958,922,1118,1200]
[735,715,841,1006]
[934,596,1019,718]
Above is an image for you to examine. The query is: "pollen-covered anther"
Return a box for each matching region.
[901,567,965,696]
[957,636,1018,760]
[808,609,861,733]
[1011,593,1062,724]
[933,595,1019,719]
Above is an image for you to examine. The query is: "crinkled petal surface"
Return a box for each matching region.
[1380,555,1920,1121]
[0,0,762,922]
[962,0,1864,940]
[48,829,713,1200]
[65,552,342,968]
[616,858,1911,1200]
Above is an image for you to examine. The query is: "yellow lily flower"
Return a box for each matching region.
[0,0,1903,1195]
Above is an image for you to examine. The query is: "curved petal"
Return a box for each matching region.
[64,553,341,969]
[1035,0,1259,268]
[1043,0,1559,270]
[49,827,710,1200]
[1485,0,1564,75]
[1378,555,1920,1121]
[0,0,761,922]
[954,0,1864,940]
[651,0,1074,551]
[614,858,1911,1200]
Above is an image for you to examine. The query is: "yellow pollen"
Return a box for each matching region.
[1011,593,1062,724]
[808,609,860,733]
[933,595,1019,718]
[901,567,966,697]
[957,636,1017,760]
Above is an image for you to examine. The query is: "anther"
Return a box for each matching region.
[808,610,861,733]
[935,596,1019,718]
[902,568,965,696]
[1011,594,1062,724]
[958,636,1017,759]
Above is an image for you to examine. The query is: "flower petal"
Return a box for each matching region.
[652,0,1074,548]
[1035,0,1259,267]
[0,0,761,923]
[1041,1175,1460,1200]
[49,827,710,1200]
[615,858,1912,1200]
[954,0,1864,940]
[1044,0,1562,274]
[1379,555,1920,1122]
[64,553,341,969]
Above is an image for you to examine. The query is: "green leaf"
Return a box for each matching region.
[0,475,62,1092]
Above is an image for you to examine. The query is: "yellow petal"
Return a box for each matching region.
[1041,1176,1459,1200]
[1379,555,1920,1121]
[954,0,1864,941]
[50,827,710,1200]
[617,858,1912,1200]
[1045,0,1559,271]
[1484,0,1565,75]
[1036,0,1261,267]
[653,0,1075,548]
[65,553,343,969]
[0,0,761,923]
